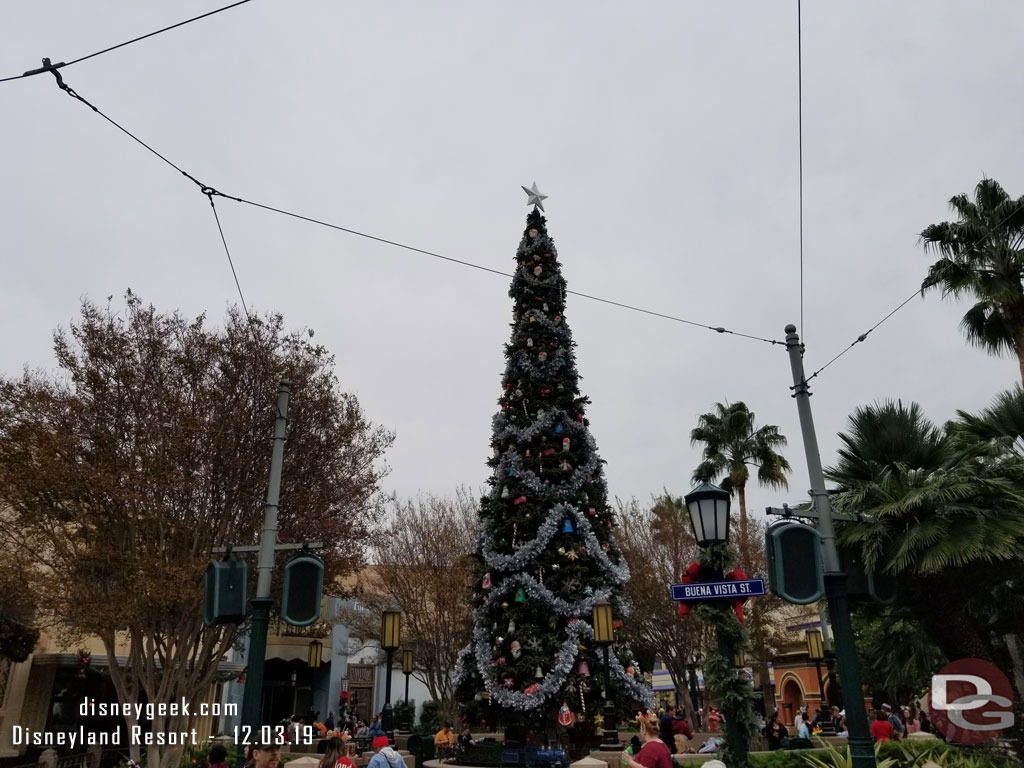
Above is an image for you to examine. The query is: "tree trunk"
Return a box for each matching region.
[737,484,749,571]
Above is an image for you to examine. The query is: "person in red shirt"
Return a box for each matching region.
[870,710,893,743]
[621,713,673,768]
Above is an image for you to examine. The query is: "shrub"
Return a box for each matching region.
[419,700,442,733]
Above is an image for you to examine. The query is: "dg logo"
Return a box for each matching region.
[929,658,1015,744]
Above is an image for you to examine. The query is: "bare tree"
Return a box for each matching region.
[338,490,477,725]
[0,293,394,768]
[616,495,706,727]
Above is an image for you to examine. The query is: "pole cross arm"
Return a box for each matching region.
[213,541,324,554]
[765,504,861,523]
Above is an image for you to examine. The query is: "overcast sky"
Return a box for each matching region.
[4,1,1023,521]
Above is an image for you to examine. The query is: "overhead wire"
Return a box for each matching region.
[797,0,805,344]
[0,0,254,84]
[805,200,1024,382]
[46,72,786,348]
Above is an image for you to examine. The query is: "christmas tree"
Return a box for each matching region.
[455,187,653,731]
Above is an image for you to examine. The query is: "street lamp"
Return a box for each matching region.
[380,610,401,740]
[682,480,747,767]
[684,480,731,547]
[592,599,619,749]
[400,649,414,733]
[806,630,834,734]
[308,639,323,669]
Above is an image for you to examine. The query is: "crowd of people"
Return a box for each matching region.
[762,702,932,750]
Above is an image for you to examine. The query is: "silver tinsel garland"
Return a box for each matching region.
[478,501,630,585]
[453,617,654,712]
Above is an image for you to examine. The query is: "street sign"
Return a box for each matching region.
[670,578,766,602]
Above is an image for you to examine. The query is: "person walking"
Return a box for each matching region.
[620,713,673,768]
[319,737,356,768]
[367,737,404,768]
[368,716,384,739]
[208,745,230,768]
[871,710,893,743]
[658,707,676,746]
[882,704,904,741]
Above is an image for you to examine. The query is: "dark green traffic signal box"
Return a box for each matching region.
[204,557,248,625]
[838,546,897,605]
[281,553,325,626]
[766,520,824,604]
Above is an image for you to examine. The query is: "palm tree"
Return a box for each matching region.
[827,399,1024,661]
[919,178,1024,382]
[690,401,791,568]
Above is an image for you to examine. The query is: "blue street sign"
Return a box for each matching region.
[670,578,766,602]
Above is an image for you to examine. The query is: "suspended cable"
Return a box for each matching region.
[806,201,1024,381]
[0,0,254,84]
[47,73,786,348]
[805,290,917,382]
[206,193,261,347]
[797,0,805,343]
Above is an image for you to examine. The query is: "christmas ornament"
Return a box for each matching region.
[522,182,548,211]
[565,549,579,561]
[533,265,542,276]
[535,665,544,679]
[588,507,597,516]
[577,660,590,677]
[482,573,492,589]
[496,657,505,665]
[558,701,573,727]
[543,303,549,312]
[526,338,533,348]
[526,637,543,652]
[528,228,539,238]
[561,518,574,533]
[511,640,522,659]
[525,683,540,695]
[554,423,563,433]
[504,677,515,688]
[508,619,515,633]
[538,351,547,362]
[514,496,527,504]
[543,448,555,456]
[562,437,571,451]
[501,487,509,499]
[559,460,570,470]
[514,588,526,603]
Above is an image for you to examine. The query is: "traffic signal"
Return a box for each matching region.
[766,520,824,604]
[203,556,248,625]
[281,553,324,626]
[839,546,897,605]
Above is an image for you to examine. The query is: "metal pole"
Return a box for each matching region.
[784,326,875,768]
[600,645,619,749]
[403,672,411,732]
[708,567,746,768]
[383,650,395,741]
[689,665,701,723]
[813,661,834,734]
[236,380,290,768]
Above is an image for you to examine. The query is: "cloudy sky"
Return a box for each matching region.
[4,1,1022,520]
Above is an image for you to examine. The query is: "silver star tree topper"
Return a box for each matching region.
[522,181,548,211]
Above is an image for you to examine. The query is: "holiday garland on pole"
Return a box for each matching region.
[694,543,757,768]
[454,187,653,724]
